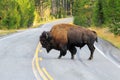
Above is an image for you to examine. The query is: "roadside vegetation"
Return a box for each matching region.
[73,0,120,36]
[0,0,120,48]
[90,27,120,48]
[0,30,17,36]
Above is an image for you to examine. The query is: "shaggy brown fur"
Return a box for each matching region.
[50,24,78,49]
[67,27,98,60]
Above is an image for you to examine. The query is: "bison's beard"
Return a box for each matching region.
[46,49,50,53]
[46,47,52,53]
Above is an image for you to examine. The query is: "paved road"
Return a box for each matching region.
[0,28,40,80]
[0,17,120,80]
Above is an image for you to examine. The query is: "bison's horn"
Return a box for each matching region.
[45,32,48,39]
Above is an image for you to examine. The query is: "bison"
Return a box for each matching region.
[40,23,97,60]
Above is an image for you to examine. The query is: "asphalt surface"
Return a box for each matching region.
[0,17,120,80]
[0,28,40,80]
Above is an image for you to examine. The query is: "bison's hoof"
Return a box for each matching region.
[71,57,74,60]
[88,57,93,60]
[71,58,74,60]
[58,56,61,59]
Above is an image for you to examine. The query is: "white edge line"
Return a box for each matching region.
[94,45,120,68]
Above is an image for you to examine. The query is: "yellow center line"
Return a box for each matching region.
[35,42,48,80]
[32,55,41,80]
[33,42,54,80]
[39,57,43,61]
[42,68,54,80]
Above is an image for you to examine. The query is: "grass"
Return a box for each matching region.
[89,27,120,48]
[0,30,17,36]
[0,28,27,37]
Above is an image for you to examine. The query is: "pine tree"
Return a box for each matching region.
[92,0,104,26]
[0,0,21,29]
[73,0,95,27]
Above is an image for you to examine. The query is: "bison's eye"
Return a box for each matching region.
[40,40,48,47]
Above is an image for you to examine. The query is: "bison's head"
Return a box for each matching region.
[40,31,52,52]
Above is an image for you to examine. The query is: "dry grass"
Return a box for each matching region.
[0,30,17,36]
[89,27,120,48]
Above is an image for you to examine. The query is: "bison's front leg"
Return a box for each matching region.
[69,46,77,59]
[58,45,67,59]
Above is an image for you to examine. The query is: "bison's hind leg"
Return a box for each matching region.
[58,54,62,59]
[69,46,77,59]
[87,44,95,60]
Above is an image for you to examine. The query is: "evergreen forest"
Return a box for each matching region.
[0,0,120,35]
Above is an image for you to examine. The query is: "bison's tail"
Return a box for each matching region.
[95,37,98,42]
[92,31,98,42]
